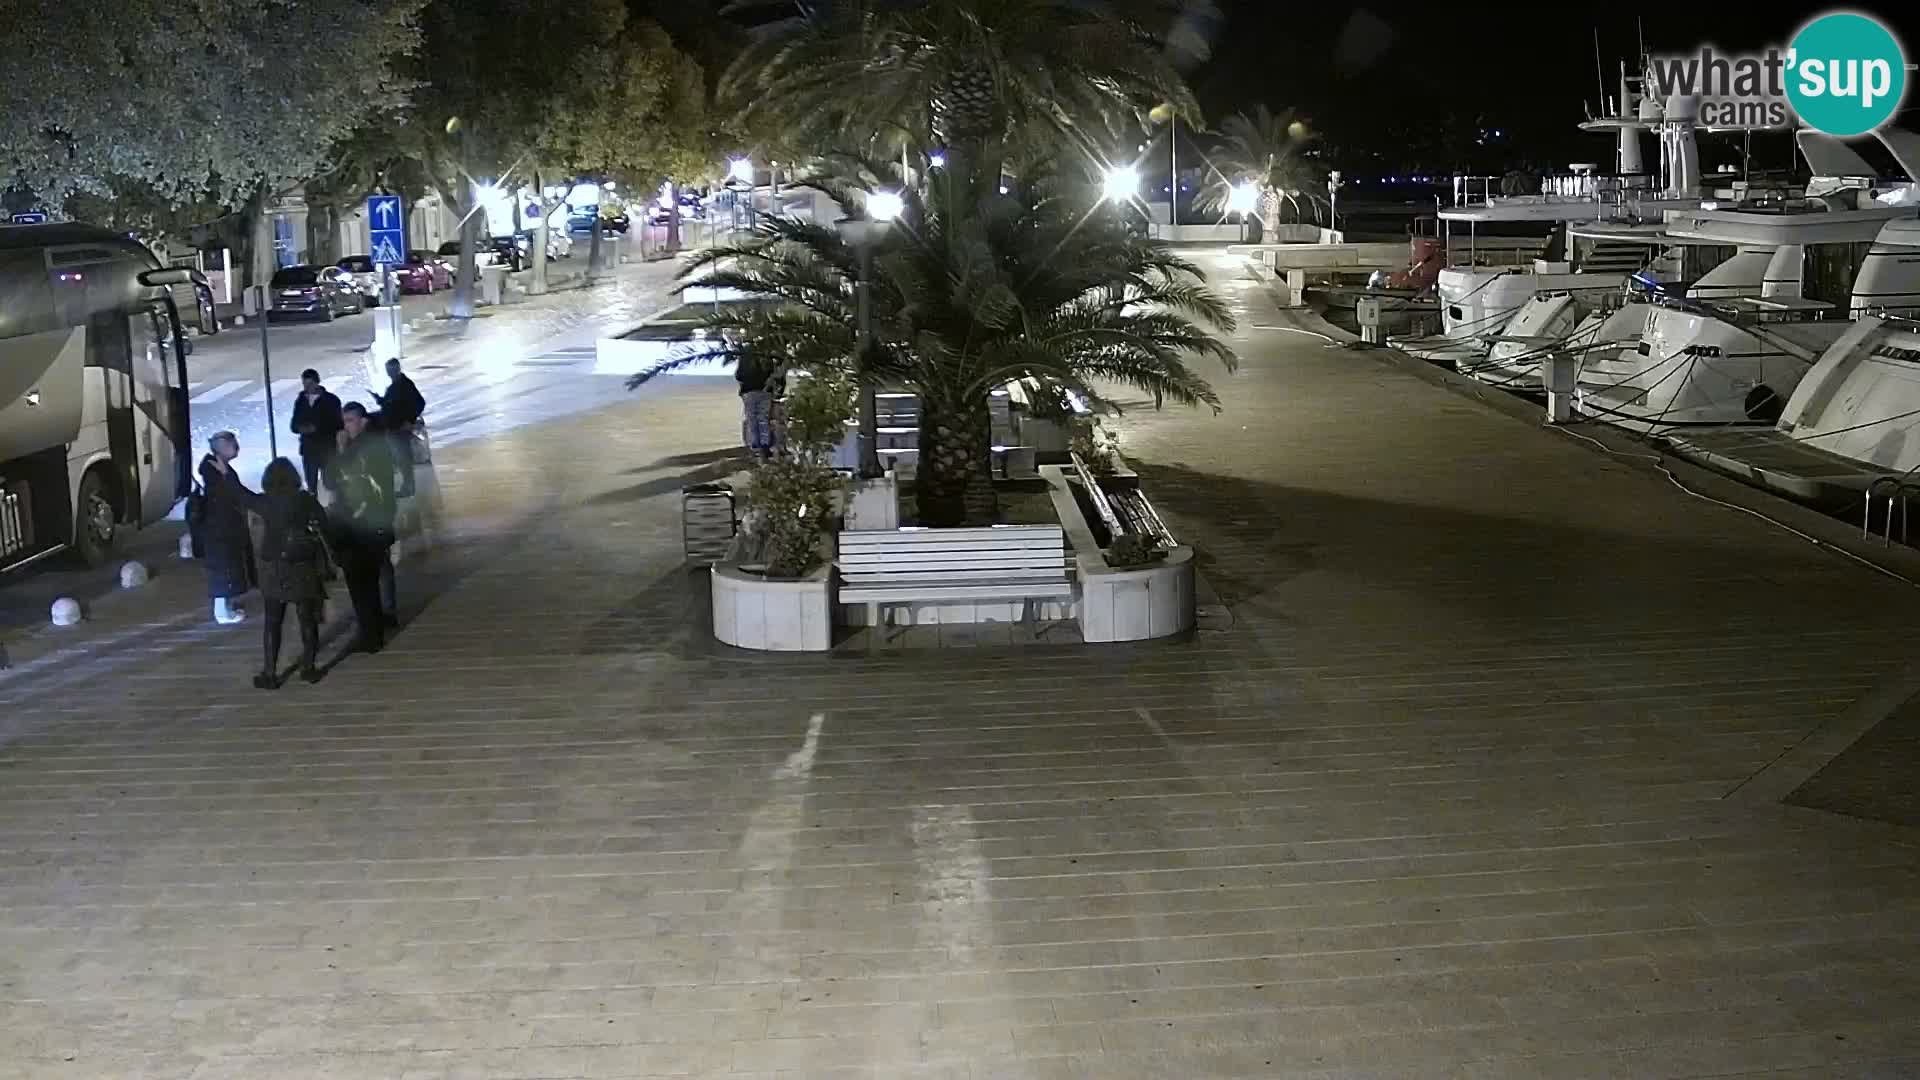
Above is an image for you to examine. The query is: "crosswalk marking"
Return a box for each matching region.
[188,380,251,405]
[243,379,303,403]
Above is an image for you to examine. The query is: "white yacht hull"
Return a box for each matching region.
[1576,305,1845,430]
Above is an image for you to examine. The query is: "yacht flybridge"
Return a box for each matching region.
[1393,63,1728,368]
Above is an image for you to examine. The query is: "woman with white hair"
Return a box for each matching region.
[196,431,256,624]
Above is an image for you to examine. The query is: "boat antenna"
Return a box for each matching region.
[1638,16,1646,65]
[1594,28,1607,114]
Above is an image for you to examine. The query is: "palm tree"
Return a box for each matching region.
[631,164,1237,527]
[1198,106,1328,238]
[724,0,1195,187]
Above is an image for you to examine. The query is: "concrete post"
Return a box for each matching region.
[1544,349,1577,424]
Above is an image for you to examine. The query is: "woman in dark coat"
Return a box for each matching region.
[246,458,330,688]
[196,432,256,624]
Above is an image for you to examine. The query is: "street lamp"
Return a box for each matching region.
[728,158,754,184]
[928,152,946,169]
[866,190,904,222]
[1226,181,1258,242]
[1327,170,1344,233]
[836,190,903,478]
[1102,165,1139,203]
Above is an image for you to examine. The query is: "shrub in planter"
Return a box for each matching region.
[1069,417,1120,477]
[1106,532,1167,568]
[742,369,856,578]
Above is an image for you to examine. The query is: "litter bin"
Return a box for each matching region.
[479,264,507,305]
[683,482,736,564]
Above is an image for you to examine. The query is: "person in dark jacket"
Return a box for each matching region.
[325,402,399,654]
[290,369,344,494]
[737,353,778,459]
[246,458,330,688]
[373,358,425,497]
[197,431,256,624]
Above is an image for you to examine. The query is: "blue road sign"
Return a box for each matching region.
[367,194,405,267]
[9,212,48,225]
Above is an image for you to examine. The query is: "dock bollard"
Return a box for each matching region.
[1544,350,1576,424]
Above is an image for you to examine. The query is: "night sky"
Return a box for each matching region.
[1189,2,1920,175]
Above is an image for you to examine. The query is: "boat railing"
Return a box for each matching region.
[1450,172,1656,208]
[1863,475,1920,545]
[1654,293,1840,325]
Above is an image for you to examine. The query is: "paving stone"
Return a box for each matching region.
[1,257,1918,1077]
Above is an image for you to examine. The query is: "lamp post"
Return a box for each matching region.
[1227,182,1258,243]
[835,190,903,478]
[1327,170,1344,234]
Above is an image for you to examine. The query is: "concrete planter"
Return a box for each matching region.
[712,563,831,651]
[1077,548,1195,642]
[1039,464,1197,643]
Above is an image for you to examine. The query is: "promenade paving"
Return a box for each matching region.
[3,254,1920,1079]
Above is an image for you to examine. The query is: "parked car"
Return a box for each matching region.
[267,264,363,321]
[334,254,397,305]
[436,239,503,270]
[646,195,703,226]
[396,249,452,293]
[513,230,572,261]
[567,206,629,235]
[486,235,525,271]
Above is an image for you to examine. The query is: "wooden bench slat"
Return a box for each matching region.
[835,526,1072,625]
[844,570,1067,581]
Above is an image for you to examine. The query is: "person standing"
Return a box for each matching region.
[325,403,398,654]
[372,358,425,497]
[196,432,255,625]
[290,369,343,494]
[737,353,777,460]
[247,458,330,688]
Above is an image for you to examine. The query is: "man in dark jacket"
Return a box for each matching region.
[373,358,425,497]
[290,369,343,494]
[325,402,399,653]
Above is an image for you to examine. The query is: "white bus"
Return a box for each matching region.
[1,223,212,571]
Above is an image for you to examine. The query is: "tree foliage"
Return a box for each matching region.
[1197,106,1327,229]
[1,0,422,209]
[636,161,1236,525]
[543,19,713,191]
[725,0,1196,181]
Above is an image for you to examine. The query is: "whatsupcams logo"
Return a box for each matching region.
[1648,12,1912,136]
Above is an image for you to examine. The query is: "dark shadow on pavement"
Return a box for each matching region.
[585,460,744,507]
[633,447,746,472]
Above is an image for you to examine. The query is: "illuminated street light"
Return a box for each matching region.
[1226,182,1258,215]
[1102,165,1139,202]
[728,158,754,184]
[602,180,617,192]
[866,190,905,222]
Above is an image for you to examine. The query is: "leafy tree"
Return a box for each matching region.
[0,0,421,210]
[1196,106,1327,236]
[726,0,1196,186]
[541,18,714,257]
[633,163,1236,526]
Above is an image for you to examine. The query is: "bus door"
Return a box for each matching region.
[83,308,139,524]
[130,304,191,524]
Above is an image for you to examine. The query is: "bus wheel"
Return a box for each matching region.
[72,469,118,568]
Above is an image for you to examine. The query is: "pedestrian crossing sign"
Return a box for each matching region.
[367,193,405,268]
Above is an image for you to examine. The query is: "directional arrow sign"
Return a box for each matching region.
[366,194,405,268]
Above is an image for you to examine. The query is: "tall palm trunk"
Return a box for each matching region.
[933,64,1004,196]
[916,392,996,527]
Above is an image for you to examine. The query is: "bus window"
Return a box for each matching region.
[0,250,60,338]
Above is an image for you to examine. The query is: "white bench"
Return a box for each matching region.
[837,525,1074,631]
